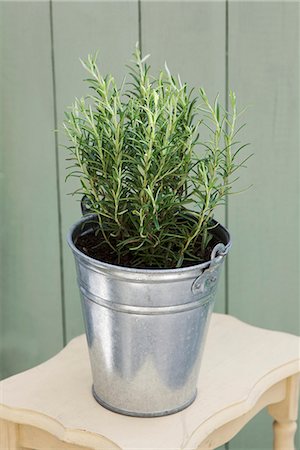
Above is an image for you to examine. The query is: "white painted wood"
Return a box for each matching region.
[197,380,286,450]
[269,375,300,450]
[19,423,93,450]
[0,314,299,450]
[0,419,21,450]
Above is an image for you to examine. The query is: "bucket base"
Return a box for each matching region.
[92,385,197,417]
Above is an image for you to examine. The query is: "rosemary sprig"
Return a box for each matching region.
[64,46,250,268]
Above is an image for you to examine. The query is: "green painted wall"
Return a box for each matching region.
[0,1,299,449]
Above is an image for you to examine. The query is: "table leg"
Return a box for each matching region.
[0,419,21,450]
[268,375,299,450]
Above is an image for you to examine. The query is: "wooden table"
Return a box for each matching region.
[1,314,299,450]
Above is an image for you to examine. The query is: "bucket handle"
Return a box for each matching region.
[191,243,228,295]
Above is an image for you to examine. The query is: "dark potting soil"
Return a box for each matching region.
[75,228,222,269]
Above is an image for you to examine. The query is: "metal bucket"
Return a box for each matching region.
[68,215,231,417]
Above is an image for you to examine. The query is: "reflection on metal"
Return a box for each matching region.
[68,215,231,417]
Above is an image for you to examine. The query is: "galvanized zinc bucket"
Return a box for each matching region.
[68,215,231,417]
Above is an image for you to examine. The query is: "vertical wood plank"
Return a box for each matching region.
[227,2,299,449]
[141,0,227,313]
[0,1,63,379]
[52,0,139,341]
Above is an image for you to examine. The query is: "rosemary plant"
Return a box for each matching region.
[64,48,249,269]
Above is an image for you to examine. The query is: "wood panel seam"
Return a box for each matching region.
[49,0,66,346]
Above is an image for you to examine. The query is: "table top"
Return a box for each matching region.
[0,314,299,450]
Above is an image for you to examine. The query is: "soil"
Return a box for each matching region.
[75,228,222,269]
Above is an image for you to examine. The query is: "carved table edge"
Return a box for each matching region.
[0,362,299,450]
[184,364,300,450]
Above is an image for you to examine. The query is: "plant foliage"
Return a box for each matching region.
[64,47,250,268]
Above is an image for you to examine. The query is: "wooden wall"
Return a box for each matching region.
[0,1,299,448]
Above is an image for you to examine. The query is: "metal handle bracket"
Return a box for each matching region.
[192,243,227,295]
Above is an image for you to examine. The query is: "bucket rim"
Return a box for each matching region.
[67,214,231,276]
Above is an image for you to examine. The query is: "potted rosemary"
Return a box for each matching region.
[64,48,249,417]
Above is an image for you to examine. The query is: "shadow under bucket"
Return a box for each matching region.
[68,215,231,417]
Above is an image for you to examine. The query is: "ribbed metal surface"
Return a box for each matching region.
[68,215,230,416]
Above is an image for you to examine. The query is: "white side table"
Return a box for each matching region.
[1,314,299,449]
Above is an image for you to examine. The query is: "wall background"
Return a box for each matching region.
[0,1,299,449]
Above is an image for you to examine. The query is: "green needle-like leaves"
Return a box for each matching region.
[63,47,250,268]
